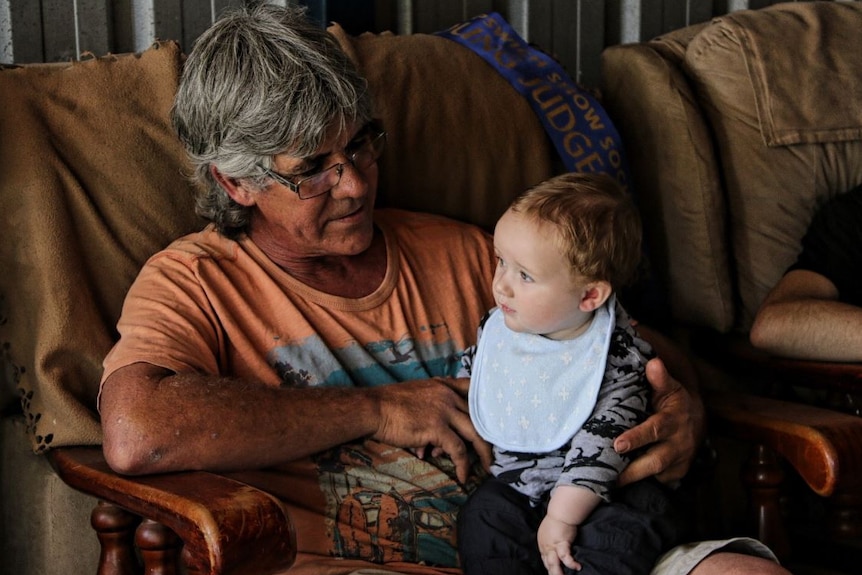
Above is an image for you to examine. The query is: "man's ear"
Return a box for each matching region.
[211,165,257,207]
[579,281,613,312]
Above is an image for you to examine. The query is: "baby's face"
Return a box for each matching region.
[492,209,594,340]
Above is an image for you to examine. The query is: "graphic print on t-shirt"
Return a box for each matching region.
[313,439,476,567]
[268,329,476,566]
[267,330,463,388]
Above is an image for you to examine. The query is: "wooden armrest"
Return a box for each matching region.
[696,330,862,393]
[49,446,296,575]
[706,390,862,497]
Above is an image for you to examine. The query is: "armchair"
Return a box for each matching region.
[600,1,862,569]
[1,5,859,575]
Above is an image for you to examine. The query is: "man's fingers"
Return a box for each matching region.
[617,442,689,486]
[475,438,493,472]
[438,376,471,398]
[449,407,493,472]
[617,446,667,486]
[615,359,681,455]
[436,429,470,483]
[614,411,667,455]
[378,378,489,483]
[645,357,673,394]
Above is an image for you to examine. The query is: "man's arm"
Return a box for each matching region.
[100,362,491,482]
[613,324,705,486]
[750,269,862,362]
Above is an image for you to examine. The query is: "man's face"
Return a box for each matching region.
[243,122,380,261]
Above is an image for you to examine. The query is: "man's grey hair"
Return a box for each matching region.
[171,2,372,236]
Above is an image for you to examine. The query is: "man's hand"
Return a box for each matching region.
[371,377,492,483]
[614,357,705,486]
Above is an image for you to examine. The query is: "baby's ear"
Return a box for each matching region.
[579,281,613,312]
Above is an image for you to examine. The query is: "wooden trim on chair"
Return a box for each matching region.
[706,389,862,558]
[49,446,296,575]
[706,390,862,497]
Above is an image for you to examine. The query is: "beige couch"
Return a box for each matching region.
[600,2,862,569]
[601,2,862,335]
[2,3,861,573]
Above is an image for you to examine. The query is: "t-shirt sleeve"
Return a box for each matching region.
[101,252,223,384]
[790,185,862,306]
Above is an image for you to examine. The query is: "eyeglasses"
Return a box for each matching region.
[263,124,387,200]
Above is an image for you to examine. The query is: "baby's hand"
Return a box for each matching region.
[537,515,581,574]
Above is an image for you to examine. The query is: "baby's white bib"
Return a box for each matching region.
[469,298,615,453]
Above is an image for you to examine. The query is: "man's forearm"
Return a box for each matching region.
[100,363,380,475]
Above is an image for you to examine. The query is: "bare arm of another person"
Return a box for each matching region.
[750,269,862,362]
[613,324,705,486]
[100,363,491,482]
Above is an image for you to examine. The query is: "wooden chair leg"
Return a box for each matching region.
[828,486,862,541]
[741,444,790,560]
[136,519,183,575]
[91,501,141,575]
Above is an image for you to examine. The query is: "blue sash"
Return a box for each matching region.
[436,12,631,193]
[437,13,670,332]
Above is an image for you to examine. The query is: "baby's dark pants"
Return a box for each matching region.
[457,477,681,575]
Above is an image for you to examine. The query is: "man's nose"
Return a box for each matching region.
[330,159,370,198]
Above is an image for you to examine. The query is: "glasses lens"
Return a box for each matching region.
[297,164,341,200]
[353,132,386,170]
[295,129,386,199]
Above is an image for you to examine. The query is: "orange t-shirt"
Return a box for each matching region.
[101,208,496,574]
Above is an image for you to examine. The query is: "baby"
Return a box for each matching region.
[458,172,678,575]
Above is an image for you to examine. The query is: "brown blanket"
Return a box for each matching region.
[0,42,203,451]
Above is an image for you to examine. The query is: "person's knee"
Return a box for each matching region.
[691,552,791,575]
[459,479,530,531]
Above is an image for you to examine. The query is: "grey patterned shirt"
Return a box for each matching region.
[461,301,654,503]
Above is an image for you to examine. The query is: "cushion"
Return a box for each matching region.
[0,41,203,451]
[684,2,862,330]
[601,25,734,332]
[329,25,557,231]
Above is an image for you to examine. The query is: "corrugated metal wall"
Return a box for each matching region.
[0,0,831,88]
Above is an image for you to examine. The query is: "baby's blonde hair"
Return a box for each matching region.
[509,172,642,289]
